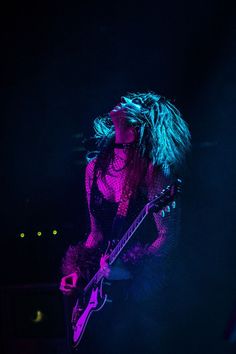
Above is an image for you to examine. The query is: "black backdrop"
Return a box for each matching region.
[1,1,236,353]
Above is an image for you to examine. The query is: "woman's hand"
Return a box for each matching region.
[59,271,79,295]
[100,254,111,278]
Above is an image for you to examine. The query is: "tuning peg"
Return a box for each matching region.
[172,201,176,209]
[165,205,171,213]
[176,179,182,191]
[161,210,165,218]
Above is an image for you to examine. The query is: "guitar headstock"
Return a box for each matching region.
[147,178,182,215]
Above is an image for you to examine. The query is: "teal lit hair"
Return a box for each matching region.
[92,91,191,176]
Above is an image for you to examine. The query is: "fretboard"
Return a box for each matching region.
[109,205,149,265]
[84,204,150,293]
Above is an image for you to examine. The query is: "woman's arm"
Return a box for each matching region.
[61,159,103,278]
[84,158,103,248]
[146,165,178,256]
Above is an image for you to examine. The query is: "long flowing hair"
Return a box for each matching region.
[87,91,191,198]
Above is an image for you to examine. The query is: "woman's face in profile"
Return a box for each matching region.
[109,97,142,127]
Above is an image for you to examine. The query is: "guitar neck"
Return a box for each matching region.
[108,205,149,265]
[84,204,150,293]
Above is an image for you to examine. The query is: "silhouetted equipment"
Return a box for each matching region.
[225,304,236,344]
[1,284,67,354]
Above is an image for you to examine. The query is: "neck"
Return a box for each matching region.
[114,142,137,149]
[114,126,136,144]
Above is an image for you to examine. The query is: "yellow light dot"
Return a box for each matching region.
[20,233,25,238]
[52,230,58,235]
[32,310,44,323]
[37,231,42,237]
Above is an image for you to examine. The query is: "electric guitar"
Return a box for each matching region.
[71,179,182,348]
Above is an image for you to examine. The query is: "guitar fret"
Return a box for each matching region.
[109,207,149,264]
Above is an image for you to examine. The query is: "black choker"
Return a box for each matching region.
[114,142,137,149]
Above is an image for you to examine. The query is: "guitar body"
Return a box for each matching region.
[72,279,108,348]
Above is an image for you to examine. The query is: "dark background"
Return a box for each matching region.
[1,1,236,353]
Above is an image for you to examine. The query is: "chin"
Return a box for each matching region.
[109,107,125,118]
[110,109,123,120]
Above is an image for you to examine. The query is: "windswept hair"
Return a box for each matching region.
[91,91,191,176]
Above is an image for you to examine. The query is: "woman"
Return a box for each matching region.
[60,91,191,352]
